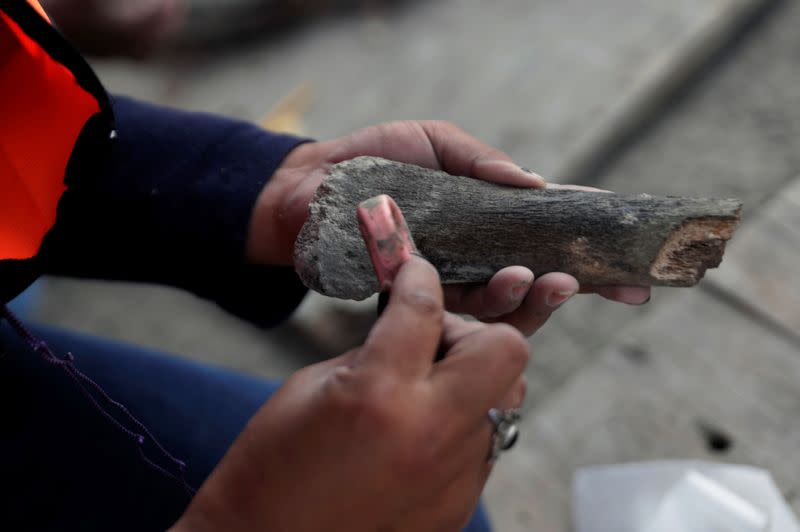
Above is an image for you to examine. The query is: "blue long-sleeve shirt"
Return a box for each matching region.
[0,95,314,530]
[1,5,315,529]
[16,96,310,325]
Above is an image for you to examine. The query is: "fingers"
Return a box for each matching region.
[471,159,546,188]
[418,121,546,187]
[444,270,579,336]
[361,256,444,376]
[425,373,526,523]
[580,284,651,305]
[450,375,526,492]
[444,267,648,334]
[326,122,439,168]
[432,323,529,430]
[328,121,546,187]
[490,272,579,336]
[443,266,534,319]
[474,375,526,464]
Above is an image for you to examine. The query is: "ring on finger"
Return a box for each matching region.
[487,408,521,463]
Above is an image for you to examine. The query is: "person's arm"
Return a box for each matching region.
[39,96,309,326]
[40,108,648,332]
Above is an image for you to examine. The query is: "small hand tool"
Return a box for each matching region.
[356,194,446,361]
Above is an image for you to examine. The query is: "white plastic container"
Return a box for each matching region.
[573,461,799,532]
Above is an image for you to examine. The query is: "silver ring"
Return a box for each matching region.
[487,408,521,462]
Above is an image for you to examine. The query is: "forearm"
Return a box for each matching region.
[39,96,310,325]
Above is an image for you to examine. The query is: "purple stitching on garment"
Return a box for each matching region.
[1,305,194,495]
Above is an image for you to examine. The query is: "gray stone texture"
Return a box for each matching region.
[296,157,741,299]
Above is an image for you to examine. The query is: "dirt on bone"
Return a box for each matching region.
[294,157,742,299]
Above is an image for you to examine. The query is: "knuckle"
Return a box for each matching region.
[423,119,456,132]
[386,120,430,145]
[322,366,366,411]
[489,323,530,369]
[480,146,507,162]
[469,147,507,171]
[399,289,443,319]
[357,382,402,426]
[324,367,398,424]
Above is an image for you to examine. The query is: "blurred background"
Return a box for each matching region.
[12,0,800,529]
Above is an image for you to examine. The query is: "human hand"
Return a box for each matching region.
[248,121,650,335]
[171,257,528,532]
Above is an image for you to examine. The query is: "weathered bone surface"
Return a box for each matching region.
[294,157,742,300]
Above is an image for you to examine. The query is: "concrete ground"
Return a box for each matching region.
[18,0,800,529]
[486,0,800,525]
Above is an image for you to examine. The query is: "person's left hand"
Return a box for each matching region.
[248,121,650,335]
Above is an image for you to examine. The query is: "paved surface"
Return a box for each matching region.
[94,0,762,177]
[486,0,800,527]
[21,0,800,529]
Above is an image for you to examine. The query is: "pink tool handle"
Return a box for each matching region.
[356,194,418,292]
[357,194,446,361]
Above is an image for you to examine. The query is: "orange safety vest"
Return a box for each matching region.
[0,0,112,263]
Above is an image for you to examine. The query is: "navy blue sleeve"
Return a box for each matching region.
[40,96,310,326]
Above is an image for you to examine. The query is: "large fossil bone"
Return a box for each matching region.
[294,157,741,300]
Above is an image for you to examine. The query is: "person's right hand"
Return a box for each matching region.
[171,256,528,532]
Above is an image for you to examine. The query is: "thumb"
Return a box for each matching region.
[360,256,444,377]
